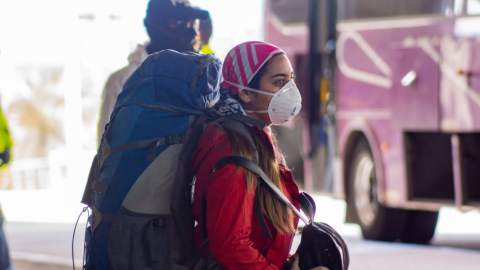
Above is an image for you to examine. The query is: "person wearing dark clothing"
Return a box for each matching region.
[143,0,210,54]
[0,210,12,270]
[98,0,212,143]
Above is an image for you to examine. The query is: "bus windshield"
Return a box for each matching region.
[270,0,307,26]
[339,0,480,20]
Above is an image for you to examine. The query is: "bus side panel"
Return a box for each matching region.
[264,0,309,69]
[336,113,408,208]
[336,20,448,209]
[440,27,480,132]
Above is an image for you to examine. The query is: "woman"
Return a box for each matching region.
[191,41,315,270]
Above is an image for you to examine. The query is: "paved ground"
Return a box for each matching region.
[3,193,480,269]
[293,234,480,270]
[6,221,480,270]
[12,260,72,270]
[6,222,85,269]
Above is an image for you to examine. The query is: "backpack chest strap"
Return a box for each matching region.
[110,134,185,161]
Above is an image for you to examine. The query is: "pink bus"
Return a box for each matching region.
[265,0,480,243]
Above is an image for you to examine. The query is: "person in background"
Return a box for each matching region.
[199,17,214,55]
[97,0,213,144]
[0,109,12,169]
[0,104,13,270]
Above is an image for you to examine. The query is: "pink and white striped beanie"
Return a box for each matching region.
[221,41,284,95]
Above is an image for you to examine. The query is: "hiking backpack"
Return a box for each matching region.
[81,49,223,270]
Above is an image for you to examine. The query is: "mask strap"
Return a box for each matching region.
[224,81,275,96]
[225,81,268,113]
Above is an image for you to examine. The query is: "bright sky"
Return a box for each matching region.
[0,0,263,66]
[0,0,264,106]
[0,0,265,153]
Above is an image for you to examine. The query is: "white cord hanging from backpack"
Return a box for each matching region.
[72,207,90,270]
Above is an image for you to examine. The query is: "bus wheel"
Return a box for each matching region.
[348,139,407,241]
[401,210,439,244]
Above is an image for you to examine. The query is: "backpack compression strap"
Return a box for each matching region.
[110,134,185,161]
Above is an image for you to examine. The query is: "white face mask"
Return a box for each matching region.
[226,79,302,125]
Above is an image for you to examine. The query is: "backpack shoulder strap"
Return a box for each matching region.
[212,115,265,163]
[298,192,316,221]
[213,117,256,147]
[212,156,311,225]
[223,113,266,128]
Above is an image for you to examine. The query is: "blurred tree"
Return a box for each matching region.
[7,67,64,159]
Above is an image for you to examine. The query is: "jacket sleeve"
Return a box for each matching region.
[204,165,279,270]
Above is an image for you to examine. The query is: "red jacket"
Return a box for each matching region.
[191,125,300,270]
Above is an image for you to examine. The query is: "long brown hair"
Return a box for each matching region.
[210,52,295,235]
[213,124,295,235]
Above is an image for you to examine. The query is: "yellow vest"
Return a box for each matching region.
[0,109,12,153]
[200,45,214,55]
[0,108,12,168]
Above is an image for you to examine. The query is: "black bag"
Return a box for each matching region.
[211,157,350,270]
[295,193,350,270]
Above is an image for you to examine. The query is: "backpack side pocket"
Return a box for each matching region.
[82,155,99,207]
[107,207,172,270]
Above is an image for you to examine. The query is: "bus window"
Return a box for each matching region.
[466,0,480,14]
[270,0,308,26]
[338,0,455,20]
[454,0,480,15]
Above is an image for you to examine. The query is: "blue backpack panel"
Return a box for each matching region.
[81,50,222,270]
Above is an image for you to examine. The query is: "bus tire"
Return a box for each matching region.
[348,139,407,241]
[401,210,439,244]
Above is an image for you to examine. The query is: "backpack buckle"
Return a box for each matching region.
[166,135,185,145]
[92,180,108,194]
[153,217,165,228]
[209,167,216,178]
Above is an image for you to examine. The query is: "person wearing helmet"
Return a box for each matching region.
[97,0,212,145]
[191,41,322,270]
